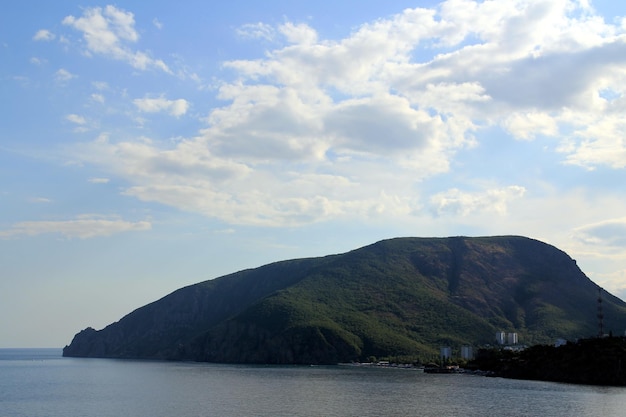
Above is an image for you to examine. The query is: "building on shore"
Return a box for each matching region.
[496,331,519,345]
[461,345,474,360]
[440,346,452,360]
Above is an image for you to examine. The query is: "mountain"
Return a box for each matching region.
[63,236,626,364]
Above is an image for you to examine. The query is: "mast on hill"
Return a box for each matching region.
[597,286,604,337]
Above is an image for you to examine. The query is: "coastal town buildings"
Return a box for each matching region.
[461,345,474,360]
[496,331,519,345]
[440,346,452,360]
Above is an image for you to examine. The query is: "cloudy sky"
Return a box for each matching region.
[2,0,626,347]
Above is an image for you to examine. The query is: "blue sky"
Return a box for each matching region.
[2,0,626,348]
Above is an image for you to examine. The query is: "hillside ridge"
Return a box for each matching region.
[63,236,626,364]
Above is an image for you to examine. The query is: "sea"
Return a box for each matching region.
[2,348,626,417]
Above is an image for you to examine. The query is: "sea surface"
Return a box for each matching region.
[2,348,626,417]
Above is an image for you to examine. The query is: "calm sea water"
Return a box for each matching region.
[2,349,626,417]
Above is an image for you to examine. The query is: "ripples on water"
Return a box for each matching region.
[1,349,625,417]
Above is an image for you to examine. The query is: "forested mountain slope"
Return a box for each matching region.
[64,236,626,364]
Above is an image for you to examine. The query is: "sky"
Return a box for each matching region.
[2,0,626,348]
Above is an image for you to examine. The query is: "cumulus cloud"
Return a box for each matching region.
[66,114,86,125]
[503,112,559,140]
[30,57,46,65]
[90,93,105,104]
[0,216,151,239]
[62,5,170,73]
[33,29,55,41]
[560,113,626,169]
[133,96,190,117]
[236,22,274,41]
[74,1,626,227]
[279,22,318,45]
[55,68,76,82]
[429,186,527,217]
[92,81,109,90]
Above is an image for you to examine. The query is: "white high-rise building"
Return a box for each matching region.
[496,331,506,345]
[440,346,452,360]
[507,332,518,345]
[461,345,474,360]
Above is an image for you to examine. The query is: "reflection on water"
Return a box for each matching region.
[2,349,626,417]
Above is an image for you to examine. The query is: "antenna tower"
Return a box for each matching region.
[597,286,604,337]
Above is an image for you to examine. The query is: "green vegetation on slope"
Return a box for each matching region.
[63,236,626,364]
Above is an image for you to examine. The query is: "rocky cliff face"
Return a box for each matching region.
[64,236,626,364]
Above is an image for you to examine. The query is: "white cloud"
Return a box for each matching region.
[133,96,190,117]
[90,93,105,104]
[573,217,626,248]
[33,29,55,41]
[88,177,110,184]
[66,114,86,125]
[92,81,109,90]
[279,22,318,45]
[73,1,626,227]
[503,112,559,140]
[0,216,151,239]
[29,197,52,204]
[153,18,163,30]
[429,186,527,217]
[30,57,46,65]
[560,113,626,169]
[62,5,170,73]
[236,22,275,41]
[55,68,76,82]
